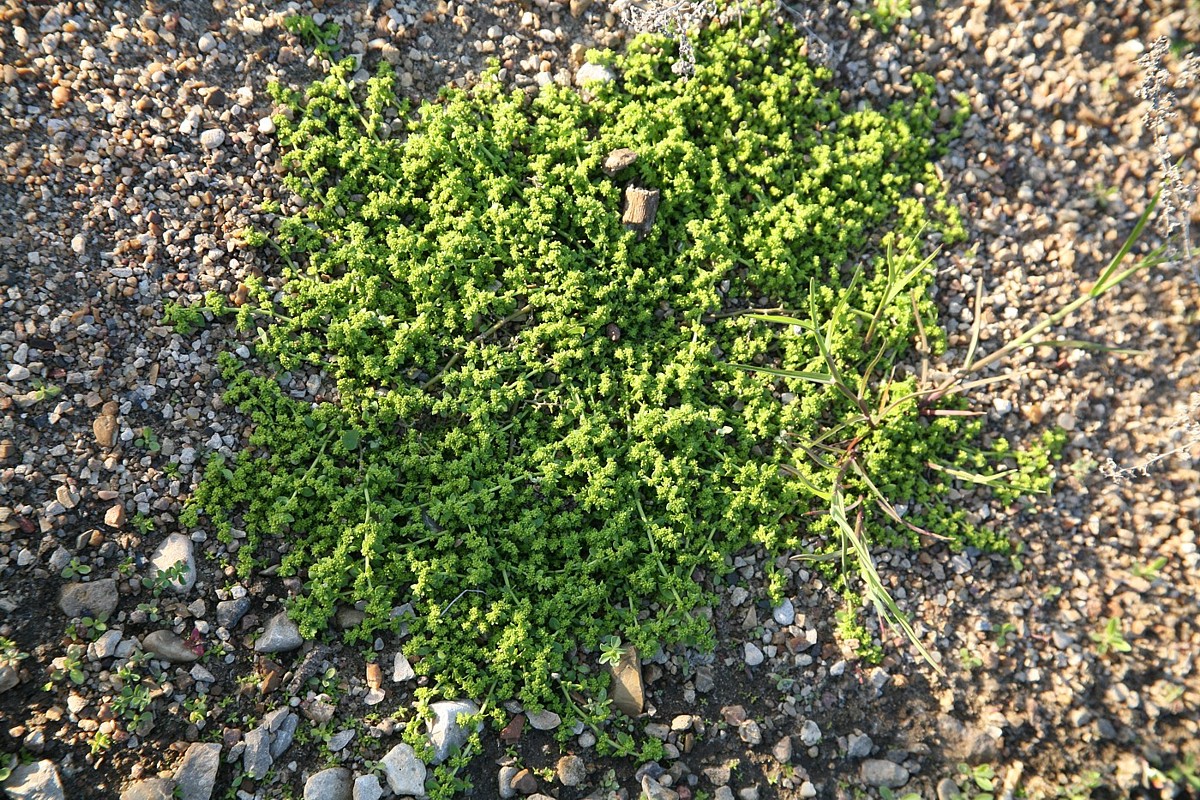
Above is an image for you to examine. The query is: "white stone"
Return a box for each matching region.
[743,642,764,666]
[151,532,196,593]
[380,743,426,796]
[199,129,226,149]
[575,63,615,86]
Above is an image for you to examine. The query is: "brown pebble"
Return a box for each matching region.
[93,414,118,448]
[366,661,382,690]
[510,768,538,794]
[51,85,70,106]
[88,530,105,548]
[0,440,14,462]
[104,503,126,529]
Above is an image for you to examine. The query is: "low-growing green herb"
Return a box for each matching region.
[184,1,1039,726]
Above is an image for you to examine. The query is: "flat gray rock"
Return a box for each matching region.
[352,774,383,800]
[243,726,272,780]
[641,775,679,800]
[860,759,910,789]
[304,768,352,800]
[380,742,426,796]
[428,699,481,764]
[0,664,19,693]
[3,760,65,800]
[328,729,355,751]
[266,708,299,758]
[89,628,123,660]
[773,598,796,626]
[255,611,303,653]
[119,779,174,800]
[143,630,200,663]
[392,651,415,682]
[59,578,119,619]
[216,597,251,629]
[526,709,561,730]
[175,742,221,800]
[150,533,196,593]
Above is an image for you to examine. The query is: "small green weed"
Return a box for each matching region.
[864,0,911,32]
[61,558,91,580]
[136,426,161,454]
[282,13,341,56]
[956,762,997,799]
[1089,617,1132,656]
[1131,555,1167,580]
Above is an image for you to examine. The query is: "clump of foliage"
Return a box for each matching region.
[186,2,993,719]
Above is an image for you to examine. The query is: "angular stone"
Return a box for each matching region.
[120,778,174,800]
[328,729,355,752]
[255,612,303,653]
[428,699,481,764]
[773,598,795,626]
[847,732,873,759]
[243,727,272,779]
[59,578,119,619]
[800,720,821,746]
[3,760,65,800]
[556,755,586,787]
[105,503,126,528]
[352,774,383,800]
[743,642,764,666]
[151,533,196,594]
[266,708,299,758]
[860,759,910,789]
[392,651,415,682]
[380,743,426,796]
[641,775,679,800]
[143,630,200,663]
[89,628,123,660]
[216,598,251,629]
[304,768,352,800]
[607,646,643,717]
[176,742,221,800]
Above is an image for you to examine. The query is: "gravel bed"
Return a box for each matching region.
[2,0,1199,798]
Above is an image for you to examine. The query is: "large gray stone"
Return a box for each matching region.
[0,664,19,693]
[175,742,221,800]
[352,774,383,800]
[265,708,299,759]
[304,768,352,800]
[243,726,272,779]
[255,612,303,653]
[380,743,426,796]
[3,760,65,800]
[860,759,910,789]
[120,779,174,800]
[59,578,119,619]
[428,699,481,764]
[143,630,200,663]
[216,598,251,629]
[150,533,196,594]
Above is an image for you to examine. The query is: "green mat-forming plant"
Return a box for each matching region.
[182,2,1161,730]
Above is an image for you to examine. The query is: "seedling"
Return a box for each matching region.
[1090,617,1132,656]
[61,557,91,580]
[598,636,625,667]
[1131,556,1168,581]
[281,13,341,56]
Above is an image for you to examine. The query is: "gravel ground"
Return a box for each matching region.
[2,1,1199,799]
